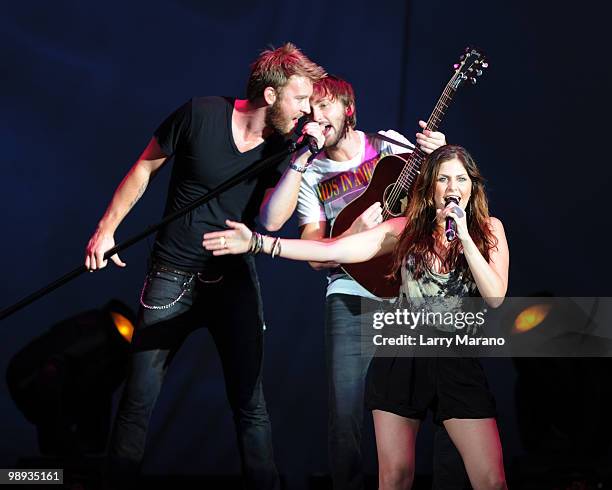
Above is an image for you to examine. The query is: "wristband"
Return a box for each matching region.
[289,163,308,173]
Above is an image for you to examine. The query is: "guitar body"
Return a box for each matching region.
[330,153,413,298]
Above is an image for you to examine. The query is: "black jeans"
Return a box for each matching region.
[108,257,279,490]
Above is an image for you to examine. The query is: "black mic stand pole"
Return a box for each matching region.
[0,139,309,322]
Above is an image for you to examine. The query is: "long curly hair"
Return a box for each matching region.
[390,145,498,280]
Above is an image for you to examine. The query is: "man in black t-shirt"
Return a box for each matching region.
[84,43,325,489]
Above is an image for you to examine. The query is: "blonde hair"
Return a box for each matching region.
[246,43,326,101]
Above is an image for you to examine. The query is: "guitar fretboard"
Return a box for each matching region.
[395,72,459,194]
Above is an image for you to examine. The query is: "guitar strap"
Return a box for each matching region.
[366,132,416,152]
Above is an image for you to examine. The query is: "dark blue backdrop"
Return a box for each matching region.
[1,1,609,488]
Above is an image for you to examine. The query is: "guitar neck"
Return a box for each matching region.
[425,75,458,133]
[397,74,460,191]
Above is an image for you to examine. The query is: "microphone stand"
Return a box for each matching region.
[0,138,309,321]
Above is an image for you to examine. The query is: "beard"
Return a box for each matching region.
[265,99,293,135]
[325,115,349,149]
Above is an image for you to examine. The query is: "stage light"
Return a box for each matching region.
[510,295,612,480]
[110,311,134,342]
[6,299,136,457]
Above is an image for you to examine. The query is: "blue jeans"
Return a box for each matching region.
[109,257,279,490]
[325,293,377,490]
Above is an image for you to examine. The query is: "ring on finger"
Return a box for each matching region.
[219,236,226,248]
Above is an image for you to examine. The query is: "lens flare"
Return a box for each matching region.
[513,304,552,333]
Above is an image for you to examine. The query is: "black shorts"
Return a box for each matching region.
[365,356,496,425]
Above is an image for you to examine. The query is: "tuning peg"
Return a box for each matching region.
[476,69,483,76]
[453,63,460,69]
[482,62,489,68]
[470,78,477,85]
[459,55,465,61]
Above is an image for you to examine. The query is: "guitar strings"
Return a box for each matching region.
[381,74,458,221]
[387,80,455,210]
[382,81,454,217]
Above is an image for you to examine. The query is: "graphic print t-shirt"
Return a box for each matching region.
[296,130,413,298]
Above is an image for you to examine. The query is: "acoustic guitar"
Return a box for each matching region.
[330,47,488,298]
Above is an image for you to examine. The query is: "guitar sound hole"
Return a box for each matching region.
[383,184,408,217]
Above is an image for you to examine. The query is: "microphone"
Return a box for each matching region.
[306,135,320,156]
[444,196,459,241]
[292,115,320,157]
[292,114,309,138]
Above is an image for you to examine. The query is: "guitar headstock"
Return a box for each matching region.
[451,47,487,89]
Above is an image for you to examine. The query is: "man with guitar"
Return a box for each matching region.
[260,75,464,489]
[84,44,325,489]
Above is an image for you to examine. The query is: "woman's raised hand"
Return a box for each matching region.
[437,202,469,241]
